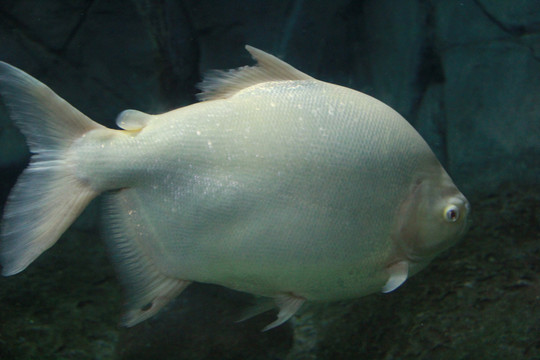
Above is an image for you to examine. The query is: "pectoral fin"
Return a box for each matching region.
[236,299,275,323]
[382,260,409,293]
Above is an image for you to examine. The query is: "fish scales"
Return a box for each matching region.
[76,80,424,294]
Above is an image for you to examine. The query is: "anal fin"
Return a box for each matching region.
[103,190,191,327]
[123,277,191,327]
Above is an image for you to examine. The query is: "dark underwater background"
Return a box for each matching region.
[0,1,538,359]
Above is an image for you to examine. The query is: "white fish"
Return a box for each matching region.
[0,46,470,330]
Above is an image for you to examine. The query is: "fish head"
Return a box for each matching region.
[395,167,471,265]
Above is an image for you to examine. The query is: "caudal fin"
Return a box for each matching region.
[0,62,104,276]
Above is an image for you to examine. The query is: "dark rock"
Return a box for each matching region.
[432,0,510,48]
[360,0,428,117]
[441,38,540,193]
[476,0,540,34]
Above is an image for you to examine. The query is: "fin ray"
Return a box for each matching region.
[382,260,409,293]
[262,294,305,331]
[103,190,191,326]
[0,62,102,275]
[197,45,313,101]
[236,299,275,323]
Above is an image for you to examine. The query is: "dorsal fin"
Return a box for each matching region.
[196,45,313,101]
[116,109,153,131]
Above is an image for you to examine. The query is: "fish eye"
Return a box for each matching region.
[444,205,460,222]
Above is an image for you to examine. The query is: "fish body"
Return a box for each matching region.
[0,46,470,330]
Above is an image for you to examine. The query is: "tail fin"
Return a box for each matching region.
[0,62,104,276]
